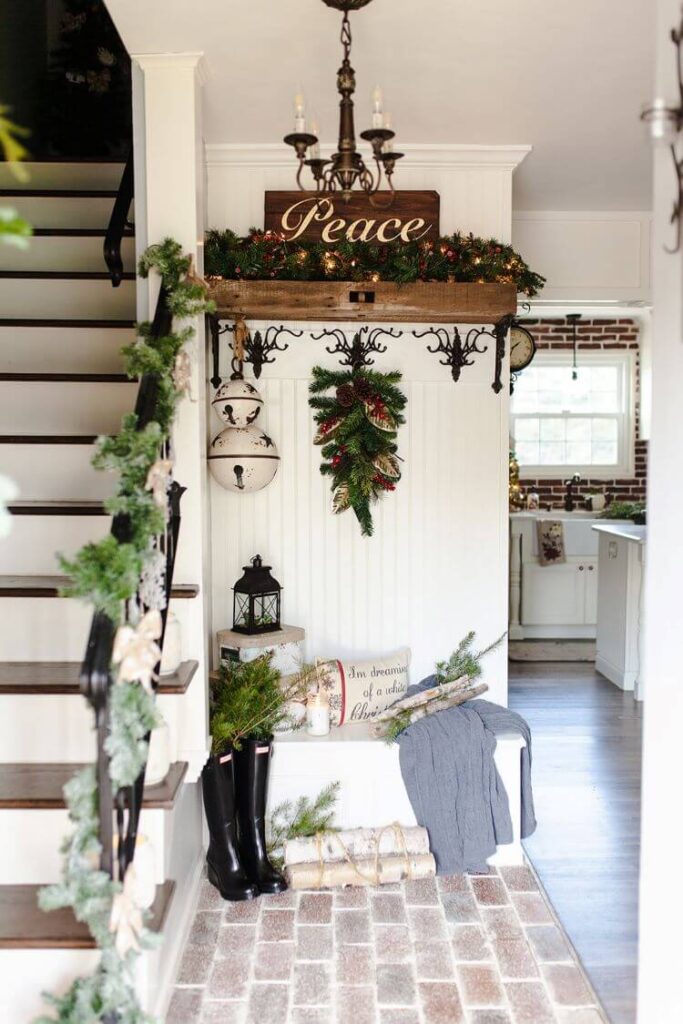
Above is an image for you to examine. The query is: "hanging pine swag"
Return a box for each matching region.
[309,366,407,537]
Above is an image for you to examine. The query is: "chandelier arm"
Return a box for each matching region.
[295,156,307,191]
[368,159,395,209]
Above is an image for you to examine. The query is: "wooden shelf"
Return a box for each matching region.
[0,576,199,599]
[207,279,517,325]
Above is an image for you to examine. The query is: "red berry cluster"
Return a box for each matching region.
[332,444,348,469]
[372,474,396,492]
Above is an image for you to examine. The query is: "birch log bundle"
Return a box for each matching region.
[286,853,436,890]
[372,674,473,721]
[372,681,488,738]
[284,825,436,890]
[285,825,430,865]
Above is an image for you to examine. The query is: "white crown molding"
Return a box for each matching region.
[205,142,532,171]
[132,52,209,84]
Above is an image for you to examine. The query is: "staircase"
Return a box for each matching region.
[0,162,203,1024]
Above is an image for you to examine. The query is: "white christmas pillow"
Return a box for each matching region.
[318,648,411,726]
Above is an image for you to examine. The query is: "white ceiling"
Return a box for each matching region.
[107,0,655,211]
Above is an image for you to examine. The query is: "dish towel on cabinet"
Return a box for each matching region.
[536,518,567,565]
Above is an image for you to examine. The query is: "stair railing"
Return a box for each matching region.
[104,147,134,287]
[80,286,185,880]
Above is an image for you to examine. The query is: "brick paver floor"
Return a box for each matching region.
[167,864,607,1024]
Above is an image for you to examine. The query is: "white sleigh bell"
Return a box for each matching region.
[208,426,280,493]
[211,379,263,427]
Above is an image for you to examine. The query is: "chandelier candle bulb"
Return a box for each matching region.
[294,92,306,133]
[310,118,321,159]
[372,84,383,128]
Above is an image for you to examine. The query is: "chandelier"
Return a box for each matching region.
[284,0,403,206]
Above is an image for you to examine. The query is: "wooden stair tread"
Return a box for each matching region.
[32,228,134,238]
[0,372,131,383]
[8,501,107,516]
[0,761,187,809]
[0,576,199,598]
[0,188,118,199]
[0,880,174,949]
[0,318,135,328]
[0,271,135,281]
[0,660,198,695]
[0,435,100,445]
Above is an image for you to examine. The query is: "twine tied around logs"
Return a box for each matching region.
[312,821,413,889]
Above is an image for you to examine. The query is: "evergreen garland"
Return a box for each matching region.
[309,366,407,536]
[36,240,214,1024]
[205,227,545,296]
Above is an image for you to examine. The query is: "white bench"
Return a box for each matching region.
[270,722,526,867]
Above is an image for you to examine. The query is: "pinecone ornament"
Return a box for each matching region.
[336,383,355,408]
[353,375,373,400]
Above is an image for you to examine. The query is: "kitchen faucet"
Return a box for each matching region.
[564,473,582,512]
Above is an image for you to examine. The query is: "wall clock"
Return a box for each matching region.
[509,323,537,372]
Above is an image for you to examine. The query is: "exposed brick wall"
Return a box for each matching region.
[515,318,647,509]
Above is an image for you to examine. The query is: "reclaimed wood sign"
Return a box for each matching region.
[264,191,440,245]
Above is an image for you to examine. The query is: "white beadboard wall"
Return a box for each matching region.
[206,144,529,704]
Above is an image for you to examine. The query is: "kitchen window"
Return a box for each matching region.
[510,350,635,477]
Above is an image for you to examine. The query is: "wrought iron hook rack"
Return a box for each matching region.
[208,315,303,386]
[311,325,402,371]
[208,314,513,391]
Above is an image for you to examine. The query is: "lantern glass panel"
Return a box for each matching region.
[234,593,250,630]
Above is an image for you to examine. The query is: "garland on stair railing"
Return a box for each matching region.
[35,240,214,1024]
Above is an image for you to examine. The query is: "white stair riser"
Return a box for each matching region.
[0,690,188,764]
[0,278,135,319]
[0,597,193,662]
[0,325,132,374]
[0,597,92,661]
[0,381,137,434]
[0,516,110,574]
[2,445,116,501]
[0,235,135,273]
[1,949,101,1024]
[0,162,125,190]
[0,807,173,884]
[5,195,132,230]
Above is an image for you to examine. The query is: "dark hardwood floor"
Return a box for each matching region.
[508,662,642,1024]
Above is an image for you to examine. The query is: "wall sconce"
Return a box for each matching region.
[642,10,683,252]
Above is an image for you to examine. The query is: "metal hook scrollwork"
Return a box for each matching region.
[312,324,403,371]
[247,326,303,379]
[207,315,302,385]
[413,325,489,383]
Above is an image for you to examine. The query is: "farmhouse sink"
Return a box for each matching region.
[510,511,631,557]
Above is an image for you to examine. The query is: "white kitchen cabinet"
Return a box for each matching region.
[521,557,598,628]
[510,513,626,640]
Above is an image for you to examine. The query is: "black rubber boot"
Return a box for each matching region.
[201,751,258,901]
[235,736,287,894]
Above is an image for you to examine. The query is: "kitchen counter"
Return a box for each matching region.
[592,523,646,544]
[592,523,646,697]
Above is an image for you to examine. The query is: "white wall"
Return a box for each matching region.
[512,211,652,303]
[206,145,526,704]
[637,1,683,1020]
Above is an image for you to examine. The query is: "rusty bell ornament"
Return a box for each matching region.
[211,378,263,428]
[208,426,280,493]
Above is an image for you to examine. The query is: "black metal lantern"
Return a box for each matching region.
[232,555,282,635]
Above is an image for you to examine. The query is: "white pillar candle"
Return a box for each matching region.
[307,690,330,736]
[146,720,171,785]
[160,612,182,675]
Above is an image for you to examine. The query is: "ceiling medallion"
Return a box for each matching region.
[284,0,403,206]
